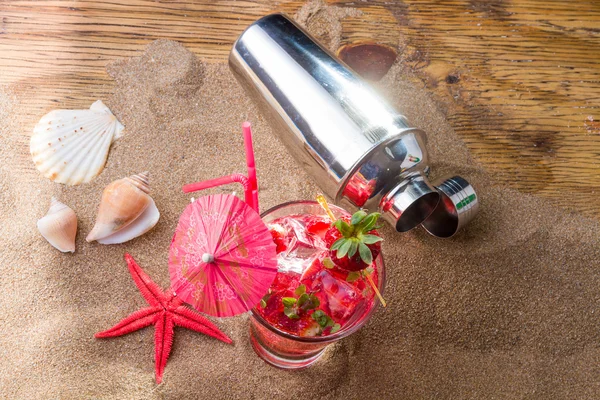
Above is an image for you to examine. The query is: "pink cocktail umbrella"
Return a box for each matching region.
[168,193,278,317]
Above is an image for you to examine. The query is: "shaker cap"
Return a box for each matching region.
[421,175,479,237]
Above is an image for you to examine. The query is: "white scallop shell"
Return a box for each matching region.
[30,100,124,185]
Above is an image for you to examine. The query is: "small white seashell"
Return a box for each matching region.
[30,100,125,185]
[37,197,77,252]
[87,171,160,244]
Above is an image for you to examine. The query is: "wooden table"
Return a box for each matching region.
[2,1,599,217]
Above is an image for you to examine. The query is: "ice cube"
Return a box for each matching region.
[312,269,362,322]
[285,216,325,250]
[272,216,327,249]
[276,247,325,275]
[270,216,327,275]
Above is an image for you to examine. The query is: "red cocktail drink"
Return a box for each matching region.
[250,201,385,368]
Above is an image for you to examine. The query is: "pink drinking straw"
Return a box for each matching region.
[182,122,260,213]
[183,173,251,199]
[242,121,259,212]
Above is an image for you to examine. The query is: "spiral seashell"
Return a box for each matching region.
[37,197,77,253]
[30,100,125,185]
[86,172,160,244]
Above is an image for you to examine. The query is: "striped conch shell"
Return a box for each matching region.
[37,197,77,253]
[86,172,160,244]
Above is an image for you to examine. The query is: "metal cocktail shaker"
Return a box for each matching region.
[229,13,476,234]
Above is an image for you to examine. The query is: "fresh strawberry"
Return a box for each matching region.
[269,226,288,254]
[324,210,383,271]
[305,217,331,236]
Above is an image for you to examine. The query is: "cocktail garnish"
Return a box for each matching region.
[363,269,387,307]
[328,210,383,268]
[316,194,336,221]
[319,200,387,307]
[322,257,335,269]
[260,290,271,308]
[312,310,334,328]
[298,293,320,310]
[281,286,321,321]
[311,310,341,335]
[346,271,361,282]
[282,297,297,307]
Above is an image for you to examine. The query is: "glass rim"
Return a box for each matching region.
[251,199,386,344]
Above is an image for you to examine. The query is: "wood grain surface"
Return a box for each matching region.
[2,0,599,217]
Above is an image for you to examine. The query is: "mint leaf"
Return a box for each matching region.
[346,271,361,282]
[295,284,306,296]
[358,242,373,265]
[322,257,335,269]
[282,297,297,307]
[260,292,271,308]
[312,311,327,327]
[297,293,309,308]
[316,318,327,328]
[284,307,299,319]
[351,210,368,225]
[331,323,341,334]
[298,293,320,310]
[312,310,334,328]
[362,234,383,244]
[309,294,320,309]
[348,239,358,257]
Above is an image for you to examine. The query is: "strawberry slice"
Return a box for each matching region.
[305,216,331,236]
[300,257,324,282]
[269,225,288,254]
[324,211,383,271]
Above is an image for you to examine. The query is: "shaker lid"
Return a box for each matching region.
[421,175,479,238]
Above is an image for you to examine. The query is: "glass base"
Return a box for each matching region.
[250,334,325,369]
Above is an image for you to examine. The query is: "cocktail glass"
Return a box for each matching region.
[249,200,385,369]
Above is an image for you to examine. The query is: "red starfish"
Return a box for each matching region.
[95,254,232,384]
